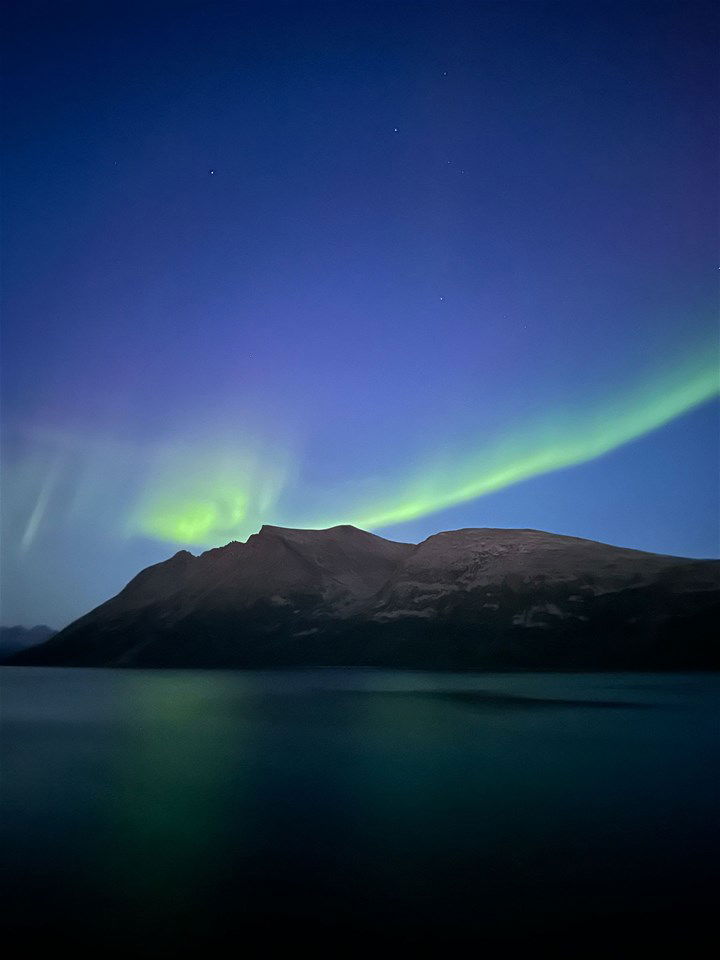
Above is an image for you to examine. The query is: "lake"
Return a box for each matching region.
[1,668,718,953]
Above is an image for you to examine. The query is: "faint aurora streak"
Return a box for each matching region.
[20,458,63,553]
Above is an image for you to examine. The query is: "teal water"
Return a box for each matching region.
[1,668,719,952]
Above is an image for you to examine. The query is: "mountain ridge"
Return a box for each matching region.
[8,525,719,670]
[0,625,57,658]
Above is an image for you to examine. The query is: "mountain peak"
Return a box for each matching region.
[256,523,365,538]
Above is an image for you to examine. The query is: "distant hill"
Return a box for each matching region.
[1,625,57,660]
[10,525,720,670]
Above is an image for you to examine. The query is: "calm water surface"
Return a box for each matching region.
[2,668,719,952]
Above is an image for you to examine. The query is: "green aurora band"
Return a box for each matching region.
[134,347,719,546]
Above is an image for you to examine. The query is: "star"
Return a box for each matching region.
[209,169,215,175]
[393,127,398,133]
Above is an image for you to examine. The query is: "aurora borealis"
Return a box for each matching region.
[130,339,718,545]
[2,0,718,627]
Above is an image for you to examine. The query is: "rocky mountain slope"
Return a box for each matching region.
[10,525,720,669]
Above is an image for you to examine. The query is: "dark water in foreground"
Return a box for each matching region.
[2,669,719,953]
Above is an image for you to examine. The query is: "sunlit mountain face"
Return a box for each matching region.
[2,0,718,628]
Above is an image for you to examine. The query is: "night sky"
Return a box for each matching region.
[2,0,718,628]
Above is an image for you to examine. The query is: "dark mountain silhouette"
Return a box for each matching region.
[10,525,720,669]
[1,625,56,660]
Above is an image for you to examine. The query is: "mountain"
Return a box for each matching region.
[0,625,56,660]
[9,525,720,670]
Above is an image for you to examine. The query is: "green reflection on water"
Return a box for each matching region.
[107,672,253,914]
